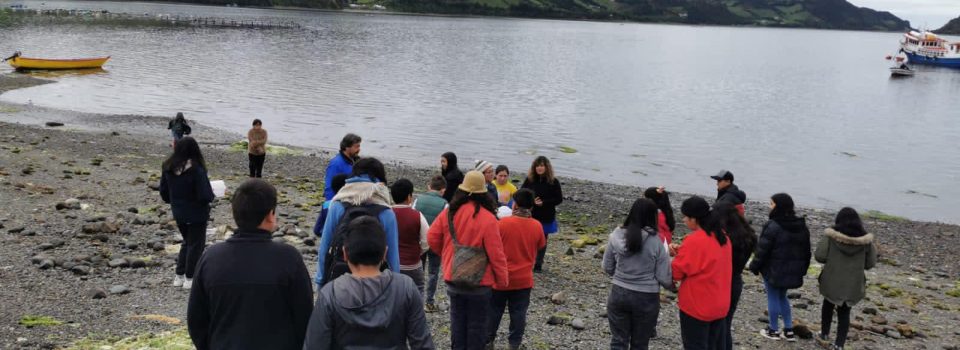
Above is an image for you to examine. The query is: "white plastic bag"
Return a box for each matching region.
[210,180,226,198]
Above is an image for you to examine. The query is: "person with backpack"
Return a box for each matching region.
[167,112,191,146]
[815,208,877,350]
[427,170,509,350]
[486,189,546,350]
[303,217,435,350]
[643,186,676,244]
[520,156,563,273]
[315,158,400,289]
[391,178,430,295]
[441,152,464,202]
[187,179,313,350]
[712,203,757,350]
[159,137,214,290]
[749,193,811,342]
[413,175,448,312]
[602,198,676,350]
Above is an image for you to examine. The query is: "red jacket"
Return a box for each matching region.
[427,203,509,289]
[495,216,546,291]
[672,228,732,322]
[657,211,672,244]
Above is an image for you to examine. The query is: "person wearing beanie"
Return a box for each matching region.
[475,160,499,205]
[671,196,732,350]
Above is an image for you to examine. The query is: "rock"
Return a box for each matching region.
[71,265,92,275]
[87,289,107,299]
[547,313,571,325]
[271,231,284,238]
[787,292,801,299]
[282,224,298,236]
[551,292,566,305]
[45,122,64,127]
[31,255,50,264]
[82,221,120,234]
[793,323,814,339]
[7,226,25,234]
[795,302,808,310]
[565,247,575,255]
[302,237,316,246]
[129,258,147,268]
[38,240,64,250]
[871,315,888,325]
[895,324,914,338]
[93,234,109,243]
[127,207,139,214]
[570,239,586,249]
[38,259,55,270]
[850,322,865,330]
[148,183,161,191]
[56,198,81,210]
[885,329,903,339]
[109,285,130,295]
[863,307,878,315]
[108,258,129,268]
[570,318,586,330]
[124,242,139,250]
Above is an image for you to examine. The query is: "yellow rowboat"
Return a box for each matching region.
[4,52,110,71]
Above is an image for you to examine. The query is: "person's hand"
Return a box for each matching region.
[534,197,544,206]
[668,243,680,257]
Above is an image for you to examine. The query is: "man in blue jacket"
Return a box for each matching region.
[324,133,362,201]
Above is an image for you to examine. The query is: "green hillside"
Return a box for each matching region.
[937,16,960,35]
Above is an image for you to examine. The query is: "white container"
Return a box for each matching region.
[210,180,226,198]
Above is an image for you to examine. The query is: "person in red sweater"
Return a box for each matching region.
[485,189,545,350]
[427,170,509,350]
[390,179,430,295]
[644,186,676,244]
[670,196,732,350]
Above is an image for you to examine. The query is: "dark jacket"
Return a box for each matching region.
[731,235,756,283]
[187,229,314,350]
[441,169,464,202]
[304,270,435,350]
[159,163,215,224]
[716,184,746,206]
[520,176,563,224]
[749,216,811,289]
[815,228,877,306]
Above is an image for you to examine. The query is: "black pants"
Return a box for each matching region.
[448,287,492,350]
[422,251,442,304]
[487,288,532,348]
[175,221,207,278]
[821,299,852,347]
[680,310,726,350]
[400,267,425,297]
[248,153,265,178]
[724,276,744,350]
[608,285,660,350]
[534,235,548,271]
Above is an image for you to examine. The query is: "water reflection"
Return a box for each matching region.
[17,68,108,78]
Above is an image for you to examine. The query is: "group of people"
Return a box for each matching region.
[158,125,878,350]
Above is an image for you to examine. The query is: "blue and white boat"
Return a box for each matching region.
[899,31,960,68]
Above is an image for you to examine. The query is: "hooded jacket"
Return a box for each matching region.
[315,176,400,286]
[716,184,746,205]
[159,161,215,225]
[323,152,357,200]
[602,226,676,294]
[749,216,811,289]
[815,228,877,306]
[303,270,435,349]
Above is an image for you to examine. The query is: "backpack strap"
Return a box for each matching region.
[447,210,460,245]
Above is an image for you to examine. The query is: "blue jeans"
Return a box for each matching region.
[763,277,793,332]
[487,288,532,348]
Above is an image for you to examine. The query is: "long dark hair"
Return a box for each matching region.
[352,157,387,183]
[622,198,659,252]
[711,202,756,254]
[162,136,205,173]
[441,152,459,176]
[643,187,676,231]
[833,207,867,238]
[449,189,497,218]
[681,196,726,246]
[526,156,555,184]
[769,193,796,219]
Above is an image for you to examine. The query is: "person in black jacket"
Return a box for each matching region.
[441,152,464,202]
[711,202,757,350]
[711,170,746,216]
[187,179,314,350]
[520,156,563,273]
[749,193,811,342]
[159,137,214,289]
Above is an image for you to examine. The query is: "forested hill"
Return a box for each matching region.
[937,16,960,35]
[144,0,912,31]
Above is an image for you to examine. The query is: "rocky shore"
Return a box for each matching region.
[1,74,958,349]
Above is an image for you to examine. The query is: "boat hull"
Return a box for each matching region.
[8,56,110,70]
[904,52,960,68]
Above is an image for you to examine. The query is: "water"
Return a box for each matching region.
[2,1,959,223]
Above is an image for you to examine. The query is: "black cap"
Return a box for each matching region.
[710,170,734,182]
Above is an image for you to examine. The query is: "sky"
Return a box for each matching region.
[849,0,959,29]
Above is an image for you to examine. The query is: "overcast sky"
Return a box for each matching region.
[849,0,959,28]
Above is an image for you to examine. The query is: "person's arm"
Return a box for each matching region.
[671,238,701,281]
[484,219,510,288]
[651,238,676,292]
[288,249,314,349]
[404,282,436,349]
[418,213,430,252]
[313,206,327,237]
[748,223,774,274]
[601,239,616,276]
[302,292,333,350]
[322,159,337,201]
[159,172,170,203]
[195,167,215,204]
[315,202,344,286]
[427,210,447,255]
[814,236,829,264]
[187,258,210,350]
[380,210,401,272]
[541,180,564,206]
[865,241,878,270]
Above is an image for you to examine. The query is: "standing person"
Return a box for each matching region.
[474,160,499,204]
[313,174,348,238]
[710,170,746,216]
[492,165,518,208]
[749,193,811,342]
[486,189,546,350]
[712,203,757,350]
[643,186,676,244]
[187,179,313,350]
[427,170,509,350]
[815,208,877,350]
[315,157,400,288]
[247,119,267,178]
[324,133,361,201]
[441,152,464,202]
[159,137,214,290]
[303,217,435,350]
[602,198,676,350]
[414,175,448,312]
[670,196,732,350]
[390,178,430,296]
[520,156,563,273]
[167,112,191,146]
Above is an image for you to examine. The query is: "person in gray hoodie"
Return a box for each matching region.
[602,198,677,350]
[304,216,435,350]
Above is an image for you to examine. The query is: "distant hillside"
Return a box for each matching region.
[937,16,960,35]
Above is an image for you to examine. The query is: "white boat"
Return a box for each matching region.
[899,31,960,68]
[889,67,914,77]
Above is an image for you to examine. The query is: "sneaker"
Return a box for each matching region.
[172,275,185,287]
[759,328,781,340]
[182,278,193,290]
[782,329,796,342]
[424,303,439,313]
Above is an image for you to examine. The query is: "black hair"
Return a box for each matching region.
[681,196,727,246]
[833,207,867,238]
[495,165,509,175]
[513,188,535,209]
[441,152,459,176]
[339,133,362,152]
[769,193,796,219]
[428,175,447,191]
[643,187,676,231]
[231,179,278,230]
[390,178,414,204]
[709,202,755,255]
[351,157,387,183]
[344,216,386,266]
[449,189,497,218]
[162,136,206,173]
[252,119,262,126]
[331,173,348,195]
[622,198,659,253]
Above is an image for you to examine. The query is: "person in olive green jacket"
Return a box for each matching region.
[814,207,877,350]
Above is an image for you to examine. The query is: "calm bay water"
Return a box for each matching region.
[2,1,959,223]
